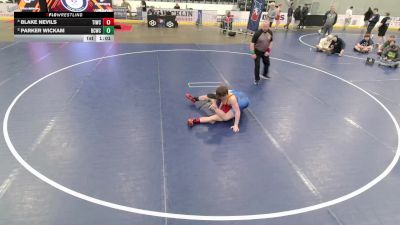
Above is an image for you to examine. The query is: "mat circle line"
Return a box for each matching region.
[3,49,400,221]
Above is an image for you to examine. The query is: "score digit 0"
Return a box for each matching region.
[103,26,115,34]
[103,18,114,26]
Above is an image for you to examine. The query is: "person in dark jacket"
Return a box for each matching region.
[283,3,294,30]
[293,6,301,28]
[174,3,180,9]
[319,5,337,36]
[366,8,380,34]
[327,35,345,56]
[363,7,373,27]
[298,5,308,29]
[377,12,391,44]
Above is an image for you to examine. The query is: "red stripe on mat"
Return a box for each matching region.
[114,23,133,32]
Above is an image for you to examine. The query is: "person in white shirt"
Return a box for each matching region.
[316,34,334,52]
[344,6,353,30]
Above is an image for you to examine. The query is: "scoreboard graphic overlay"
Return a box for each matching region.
[15,0,114,42]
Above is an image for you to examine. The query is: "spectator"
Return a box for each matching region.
[354,34,374,54]
[147,6,155,15]
[267,2,276,27]
[366,8,380,34]
[274,4,282,30]
[319,5,337,36]
[298,4,308,29]
[379,40,400,68]
[174,3,180,9]
[293,6,301,28]
[344,6,353,30]
[283,3,294,30]
[363,7,373,27]
[377,12,391,44]
[141,0,147,20]
[120,0,132,17]
[377,35,396,55]
[141,0,147,11]
[327,35,345,56]
[316,34,334,53]
[222,11,233,33]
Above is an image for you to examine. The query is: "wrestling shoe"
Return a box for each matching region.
[187,118,194,127]
[260,74,270,79]
[185,93,196,103]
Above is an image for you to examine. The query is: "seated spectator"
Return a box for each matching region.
[316,35,334,52]
[377,34,396,56]
[354,34,374,53]
[174,3,180,9]
[222,11,233,33]
[120,0,132,17]
[327,35,345,56]
[379,40,399,68]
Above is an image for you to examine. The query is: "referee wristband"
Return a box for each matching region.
[266,48,271,53]
[250,50,255,54]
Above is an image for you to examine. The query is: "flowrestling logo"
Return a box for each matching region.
[61,0,88,12]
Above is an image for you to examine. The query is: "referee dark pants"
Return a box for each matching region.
[254,49,270,82]
[366,23,376,34]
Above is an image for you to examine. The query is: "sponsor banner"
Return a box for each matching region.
[246,0,264,31]
[227,12,400,29]
[334,15,400,28]
[390,17,400,28]
[148,9,195,22]
[0,3,19,16]
[146,9,217,23]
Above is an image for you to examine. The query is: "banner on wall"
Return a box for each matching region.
[246,0,264,32]
[144,9,217,23]
[148,9,195,22]
[232,12,400,29]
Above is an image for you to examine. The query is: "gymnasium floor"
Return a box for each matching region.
[0,26,400,225]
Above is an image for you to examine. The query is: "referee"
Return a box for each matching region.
[250,20,273,85]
